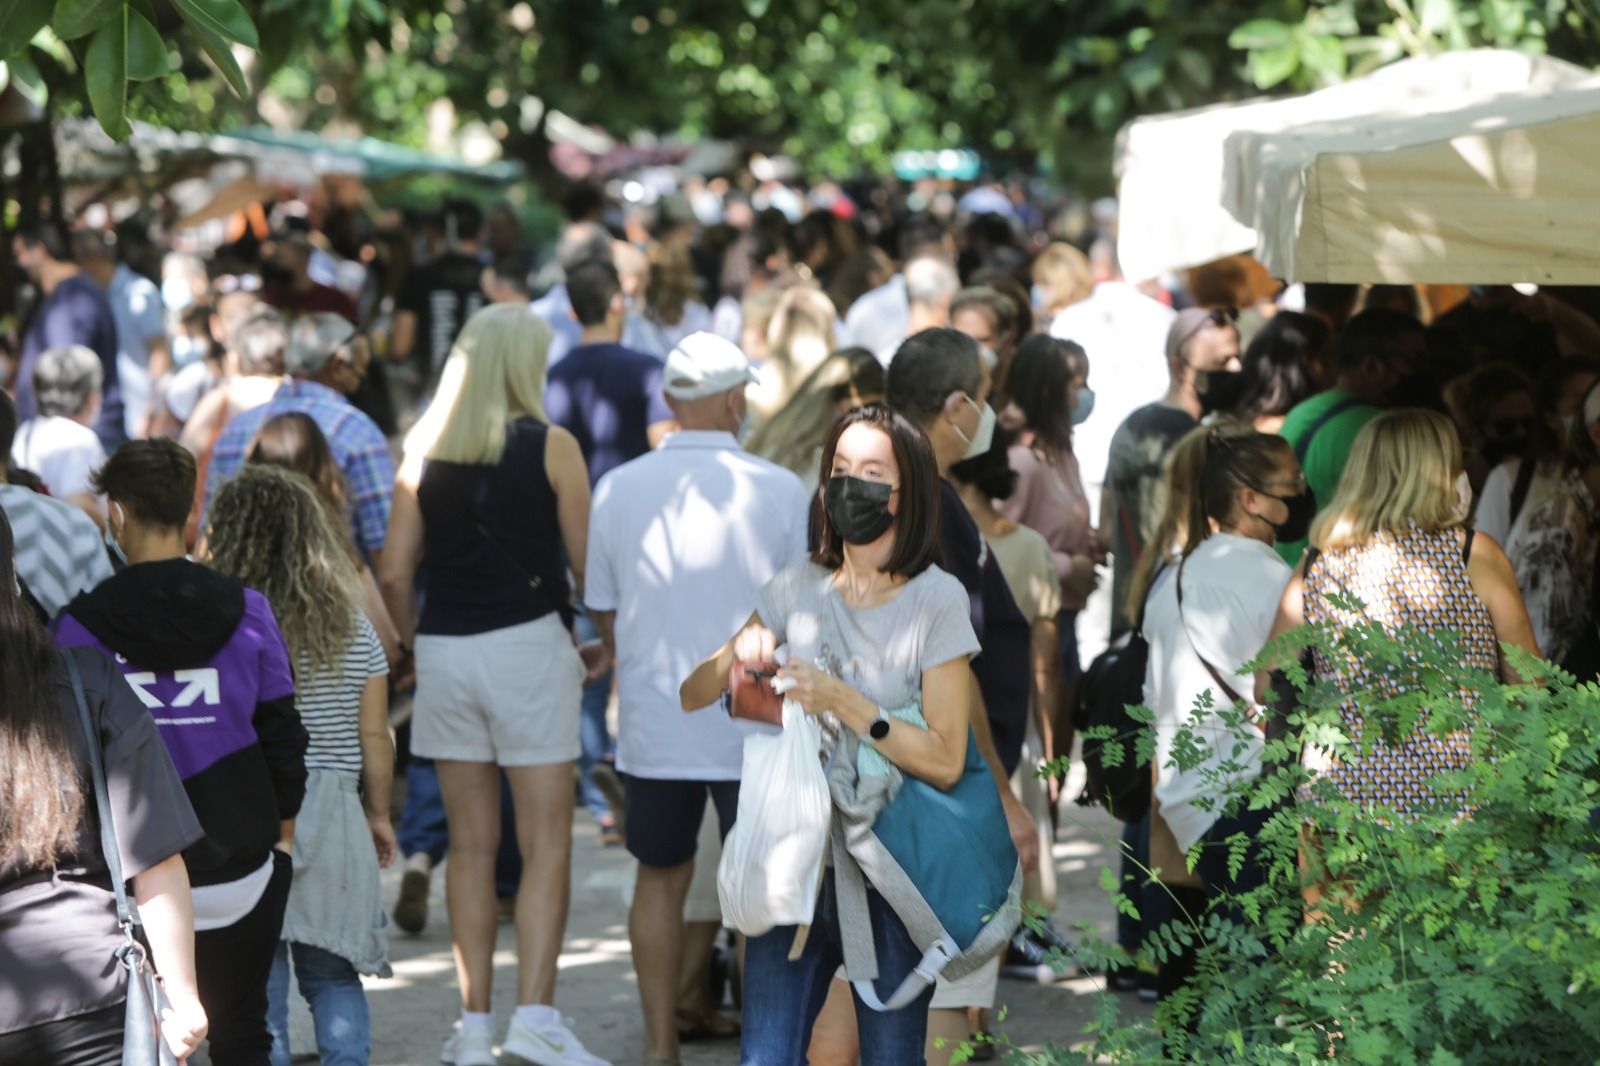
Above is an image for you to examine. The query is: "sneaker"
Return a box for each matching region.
[394,853,432,935]
[440,1022,496,1066]
[500,1014,610,1066]
[1001,929,1078,983]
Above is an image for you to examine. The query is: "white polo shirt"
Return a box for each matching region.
[586,430,809,780]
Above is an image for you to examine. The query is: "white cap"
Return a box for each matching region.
[663,332,759,400]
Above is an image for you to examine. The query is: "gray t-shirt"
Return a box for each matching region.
[755,559,981,711]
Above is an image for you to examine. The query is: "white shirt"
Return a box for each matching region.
[1142,534,1290,852]
[1049,282,1175,501]
[585,431,809,779]
[11,416,107,500]
[846,274,909,364]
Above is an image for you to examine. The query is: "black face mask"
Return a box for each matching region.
[1198,369,1246,416]
[824,476,895,545]
[1262,486,1317,544]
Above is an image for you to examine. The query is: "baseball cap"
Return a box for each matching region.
[664,332,759,400]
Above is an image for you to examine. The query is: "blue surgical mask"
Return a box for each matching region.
[171,335,208,367]
[1072,387,1096,426]
[1031,283,1047,309]
[161,276,193,312]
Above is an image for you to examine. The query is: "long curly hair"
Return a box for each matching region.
[206,464,362,677]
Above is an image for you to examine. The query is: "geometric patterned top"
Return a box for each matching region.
[1304,526,1498,817]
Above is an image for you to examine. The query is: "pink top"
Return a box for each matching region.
[997,435,1095,609]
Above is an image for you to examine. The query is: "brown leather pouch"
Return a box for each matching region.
[727,661,783,726]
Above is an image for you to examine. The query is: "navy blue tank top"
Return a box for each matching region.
[417,417,571,636]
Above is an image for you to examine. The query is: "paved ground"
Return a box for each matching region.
[273,799,1149,1065]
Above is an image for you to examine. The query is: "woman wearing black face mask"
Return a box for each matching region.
[1136,422,1304,998]
[682,403,993,1064]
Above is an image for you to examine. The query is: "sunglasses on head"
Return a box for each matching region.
[1206,307,1240,327]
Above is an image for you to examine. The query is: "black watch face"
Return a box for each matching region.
[869,718,890,740]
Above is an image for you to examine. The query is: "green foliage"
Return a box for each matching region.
[1033,607,1600,1063]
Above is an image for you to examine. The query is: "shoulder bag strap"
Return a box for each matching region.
[1508,456,1538,529]
[1292,396,1363,464]
[65,651,138,932]
[1175,556,1244,705]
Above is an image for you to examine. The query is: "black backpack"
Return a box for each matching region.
[1073,619,1154,825]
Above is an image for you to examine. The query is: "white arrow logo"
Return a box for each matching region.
[171,669,221,708]
[125,672,162,709]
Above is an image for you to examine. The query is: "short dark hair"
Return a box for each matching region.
[1233,311,1329,423]
[442,199,484,244]
[885,328,983,425]
[1303,283,1360,319]
[489,258,530,296]
[566,260,621,327]
[897,214,949,261]
[0,390,17,457]
[812,404,942,579]
[949,423,1019,501]
[14,222,70,262]
[1005,335,1080,453]
[561,182,606,223]
[93,440,196,530]
[1337,307,1426,374]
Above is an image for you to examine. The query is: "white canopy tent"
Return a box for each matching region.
[1115,50,1598,283]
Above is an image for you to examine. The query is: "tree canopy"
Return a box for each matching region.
[3,0,1597,189]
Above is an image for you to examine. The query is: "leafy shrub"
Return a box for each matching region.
[1024,606,1600,1064]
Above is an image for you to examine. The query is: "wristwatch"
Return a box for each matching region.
[868,706,891,741]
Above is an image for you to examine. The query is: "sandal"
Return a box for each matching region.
[676,1007,741,1042]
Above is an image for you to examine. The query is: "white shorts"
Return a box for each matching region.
[412,615,583,766]
[930,955,1001,1010]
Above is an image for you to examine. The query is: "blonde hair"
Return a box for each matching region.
[1032,242,1094,314]
[1125,426,1211,626]
[1311,409,1464,552]
[405,303,551,466]
[747,347,885,477]
[766,286,838,393]
[207,465,363,677]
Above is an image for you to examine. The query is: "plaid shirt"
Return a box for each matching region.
[204,379,394,556]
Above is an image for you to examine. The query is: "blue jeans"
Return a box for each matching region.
[574,611,614,821]
[1116,813,1150,954]
[266,941,370,1066]
[740,874,933,1065]
[397,758,523,897]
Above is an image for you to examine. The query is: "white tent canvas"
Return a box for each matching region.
[1115,50,1596,283]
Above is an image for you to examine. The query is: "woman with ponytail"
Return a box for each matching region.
[1138,422,1309,992]
[0,509,208,1063]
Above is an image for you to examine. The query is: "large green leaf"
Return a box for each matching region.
[0,0,54,57]
[3,48,46,103]
[84,13,128,140]
[1228,18,1292,51]
[187,17,247,95]
[50,0,119,40]
[125,8,166,79]
[169,0,257,48]
[1300,33,1348,78]
[1249,42,1300,89]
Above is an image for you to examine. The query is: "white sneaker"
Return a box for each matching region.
[500,1014,610,1066]
[441,1022,497,1066]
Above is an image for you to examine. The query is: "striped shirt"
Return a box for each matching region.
[0,483,112,619]
[296,613,388,775]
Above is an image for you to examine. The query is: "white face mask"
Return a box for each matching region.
[952,395,996,460]
[1454,471,1473,522]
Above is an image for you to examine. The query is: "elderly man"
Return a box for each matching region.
[205,313,392,559]
[10,344,108,519]
[585,332,807,1066]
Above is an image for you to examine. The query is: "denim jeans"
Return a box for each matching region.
[266,941,370,1066]
[1116,813,1150,954]
[574,611,614,821]
[740,873,934,1065]
[397,758,523,897]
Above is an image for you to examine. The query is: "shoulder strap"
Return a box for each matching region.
[1175,557,1244,705]
[65,651,139,933]
[1292,395,1364,463]
[1508,456,1538,529]
[1462,528,1476,565]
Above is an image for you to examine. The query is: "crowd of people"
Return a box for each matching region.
[2,168,1599,1066]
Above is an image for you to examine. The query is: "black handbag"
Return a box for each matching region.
[64,652,181,1066]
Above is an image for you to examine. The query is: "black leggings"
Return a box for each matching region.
[194,850,293,1066]
[0,1004,123,1066]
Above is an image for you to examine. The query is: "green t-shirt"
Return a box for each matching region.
[1275,389,1380,566]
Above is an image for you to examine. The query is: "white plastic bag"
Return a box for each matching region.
[717,699,831,937]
